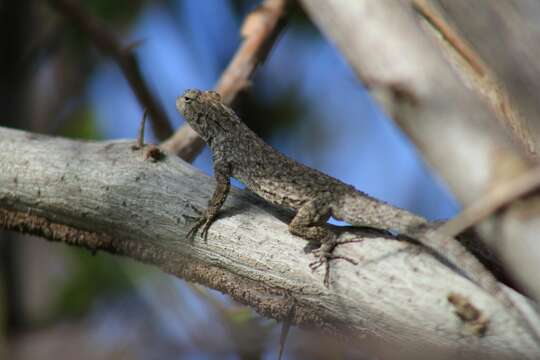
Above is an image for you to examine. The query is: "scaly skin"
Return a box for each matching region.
[176,89,537,340]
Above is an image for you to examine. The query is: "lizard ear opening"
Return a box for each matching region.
[206,91,222,102]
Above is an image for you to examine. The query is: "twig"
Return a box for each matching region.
[214,0,288,104]
[413,0,536,161]
[412,0,487,77]
[132,109,148,150]
[278,294,296,360]
[48,0,173,140]
[440,166,540,237]
[161,0,289,162]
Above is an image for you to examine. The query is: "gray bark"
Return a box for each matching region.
[0,126,539,358]
[299,0,540,302]
[436,0,540,156]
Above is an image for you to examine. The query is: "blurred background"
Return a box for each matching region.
[0,0,460,359]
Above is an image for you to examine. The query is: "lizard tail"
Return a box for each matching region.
[335,191,504,298]
[333,191,428,232]
[335,192,540,343]
[334,192,490,285]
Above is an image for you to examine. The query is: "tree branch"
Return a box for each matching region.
[298,0,540,301]
[160,0,288,161]
[412,0,487,77]
[48,0,173,140]
[434,0,540,158]
[0,126,539,358]
[299,0,531,201]
[413,0,535,160]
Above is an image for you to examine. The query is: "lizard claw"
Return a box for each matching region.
[182,204,205,231]
[200,218,213,242]
[186,216,206,240]
[309,243,359,287]
[188,203,202,215]
[186,211,216,242]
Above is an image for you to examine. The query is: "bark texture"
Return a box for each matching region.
[299,0,540,301]
[0,127,539,358]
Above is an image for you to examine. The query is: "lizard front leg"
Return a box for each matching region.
[289,194,358,286]
[187,160,231,241]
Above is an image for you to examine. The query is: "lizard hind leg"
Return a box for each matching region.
[289,195,359,287]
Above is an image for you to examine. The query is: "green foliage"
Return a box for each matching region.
[81,0,145,25]
[57,107,102,140]
[51,250,136,318]
[226,306,254,324]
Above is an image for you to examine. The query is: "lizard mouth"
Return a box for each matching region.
[176,96,187,114]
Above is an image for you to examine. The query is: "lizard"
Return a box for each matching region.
[176,88,539,340]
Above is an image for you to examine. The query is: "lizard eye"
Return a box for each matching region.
[183,96,193,104]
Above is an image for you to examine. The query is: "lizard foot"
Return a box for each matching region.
[186,218,212,241]
[309,240,360,287]
[185,211,215,242]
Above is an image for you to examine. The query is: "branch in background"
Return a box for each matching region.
[299,0,531,201]
[434,0,540,159]
[412,0,536,160]
[214,0,288,104]
[160,0,288,162]
[440,166,540,237]
[412,0,485,77]
[48,0,173,140]
[1,126,538,357]
[298,0,540,300]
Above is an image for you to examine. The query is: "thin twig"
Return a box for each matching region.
[412,0,536,160]
[412,0,487,77]
[214,0,288,104]
[132,108,148,150]
[161,0,289,162]
[278,294,296,360]
[440,166,540,237]
[48,0,173,140]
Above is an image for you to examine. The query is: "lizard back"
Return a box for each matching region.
[178,89,353,210]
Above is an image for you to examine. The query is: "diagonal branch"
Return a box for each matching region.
[412,0,487,77]
[412,0,535,160]
[160,0,288,161]
[48,0,173,140]
[0,126,539,358]
[298,0,540,301]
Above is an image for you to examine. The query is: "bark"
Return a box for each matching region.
[435,0,540,157]
[298,0,540,301]
[0,126,539,358]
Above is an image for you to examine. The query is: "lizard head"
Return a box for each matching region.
[177,89,232,141]
[177,89,205,118]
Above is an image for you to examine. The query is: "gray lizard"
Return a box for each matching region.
[176,89,536,337]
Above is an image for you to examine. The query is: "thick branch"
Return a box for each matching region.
[0,126,539,358]
[49,0,173,140]
[298,0,540,301]
[299,0,531,201]
[161,0,288,161]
